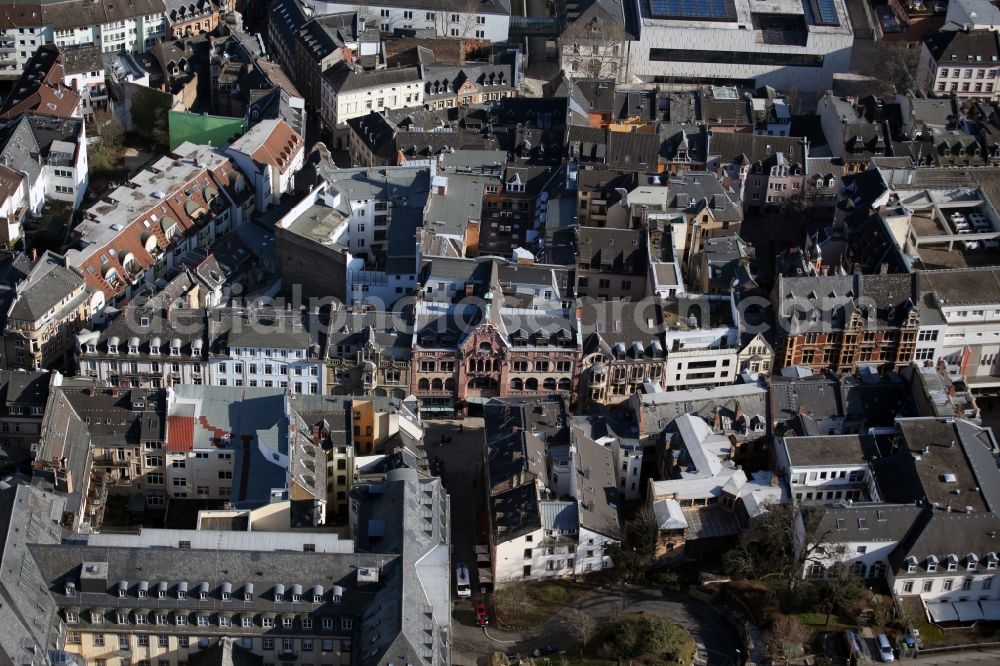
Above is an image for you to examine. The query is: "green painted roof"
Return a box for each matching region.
[168,111,246,151]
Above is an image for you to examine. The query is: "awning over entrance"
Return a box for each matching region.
[925,601,959,623]
[955,601,985,622]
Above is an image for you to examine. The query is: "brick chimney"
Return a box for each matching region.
[733,400,742,423]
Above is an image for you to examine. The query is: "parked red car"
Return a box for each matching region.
[475,603,490,627]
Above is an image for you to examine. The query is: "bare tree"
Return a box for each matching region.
[823,564,866,626]
[859,40,920,98]
[492,581,534,627]
[93,108,124,149]
[764,614,809,665]
[561,15,629,82]
[724,502,846,598]
[566,609,599,656]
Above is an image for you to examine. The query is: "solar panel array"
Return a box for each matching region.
[811,0,841,26]
[648,0,738,21]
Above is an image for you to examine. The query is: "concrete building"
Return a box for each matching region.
[630,0,854,91]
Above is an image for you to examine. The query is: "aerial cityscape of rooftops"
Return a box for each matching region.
[13,0,1000,665]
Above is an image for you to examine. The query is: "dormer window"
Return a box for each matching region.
[948,556,958,571]
[274,583,285,602]
[65,610,78,624]
[906,556,917,573]
[988,554,998,569]
[927,555,938,573]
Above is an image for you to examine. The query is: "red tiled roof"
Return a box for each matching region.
[166,415,194,452]
[79,164,238,299]
[248,120,303,174]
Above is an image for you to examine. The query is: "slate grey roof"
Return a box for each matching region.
[324,64,421,94]
[890,510,1000,575]
[325,310,413,361]
[769,372,912,432]
[352,469,450,665]
[573,427,621,539]
[7,251,87,322]
[808,503,924,545]
[577,226,646,273]
[637,383,769,436]
[80,306,208,360]
[0,370,50,407]
[0,482,66,666]
[779,434,879,467]
[60,44,104,76]
[896,417,1000,514]
[29,541,387,618]
[924,28,1000,64]
[710,132,805,166]
[578,299,664,357]
[32,387,93,503]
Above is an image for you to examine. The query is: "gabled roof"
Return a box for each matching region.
[227,119,303,174]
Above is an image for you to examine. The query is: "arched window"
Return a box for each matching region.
[431,378,443,390]
[525,378,538,391]
[510,378,523,390]
[543,378,556,390]
[558,378,571,391]
[479,341,492,352]
[445,378,455,391]
[418,378,430,391]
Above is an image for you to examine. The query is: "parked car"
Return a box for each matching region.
[532,645,559,657]
[475,603,489,626]
[877,633,895,662]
